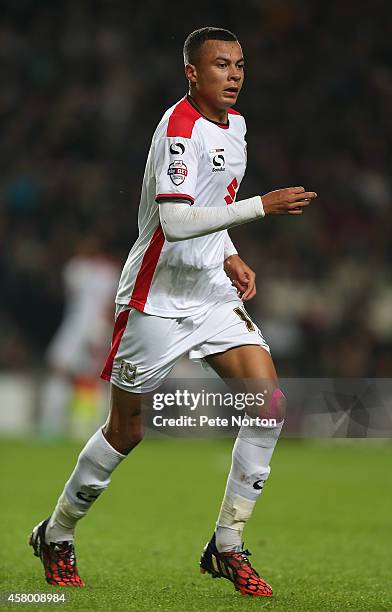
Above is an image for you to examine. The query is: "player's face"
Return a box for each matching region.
[187,40,244,114]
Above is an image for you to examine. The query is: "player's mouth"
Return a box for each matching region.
[223,87,239,98]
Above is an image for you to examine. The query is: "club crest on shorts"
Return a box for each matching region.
[168,160,188,185]
[120,360,137,384]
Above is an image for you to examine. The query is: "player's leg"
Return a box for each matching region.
[30,385,144,587]
[205,343,284,420]
[200,344,285,597]
[207,345,285,544]
[102,384,145,453]
[30,306,190,586]
[45,385,144,543]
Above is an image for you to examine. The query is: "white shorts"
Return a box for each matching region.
[101,300,270,393]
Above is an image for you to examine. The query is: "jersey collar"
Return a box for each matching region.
[185,95,230,129]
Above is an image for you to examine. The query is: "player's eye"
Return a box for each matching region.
[217,62,227,68]
[237,63,244,69]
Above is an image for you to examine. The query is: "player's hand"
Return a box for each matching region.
[224,254,256,301]
[261,186,317,215]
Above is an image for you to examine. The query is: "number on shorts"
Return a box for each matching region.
[233,307,255,332]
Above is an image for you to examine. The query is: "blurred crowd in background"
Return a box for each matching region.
[1,0,391,378]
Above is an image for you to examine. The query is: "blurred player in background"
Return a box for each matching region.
[39,235,119,437]
[30,28,316,596]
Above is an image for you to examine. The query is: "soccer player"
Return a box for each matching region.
[30,27,317,596]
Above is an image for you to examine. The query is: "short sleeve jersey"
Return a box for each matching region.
[116,95,247,317]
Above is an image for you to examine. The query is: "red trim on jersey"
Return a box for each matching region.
[167,97,201,138]
[156,193,194,204]
[100,309,131,382]
[128,224,165,311]
[167,96,241,136]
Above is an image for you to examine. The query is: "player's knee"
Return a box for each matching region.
[255,386,286,423]
[266,387,286,423]
[247,386,286,423]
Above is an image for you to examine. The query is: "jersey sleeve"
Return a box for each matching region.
[154,135,199,205]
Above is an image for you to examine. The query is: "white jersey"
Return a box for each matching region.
[116,95,247,317]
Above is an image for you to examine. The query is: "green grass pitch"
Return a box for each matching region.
[1,438,391,611]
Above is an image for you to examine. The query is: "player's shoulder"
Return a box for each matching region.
[155,96,201,140]
[228,106,246,131]
[228,107,242,117]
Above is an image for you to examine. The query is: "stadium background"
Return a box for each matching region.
[1,0,391,378]
[0,2,391,610]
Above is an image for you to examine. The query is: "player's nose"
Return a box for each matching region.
[229,72,242,83]
[229,69,242,82]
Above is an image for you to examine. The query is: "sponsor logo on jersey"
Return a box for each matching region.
[253,480,264,490]
[170,142,185,155]
[120,360,137,384]
[212,154,225,171]
[209,148,226,172]
[168,160,188,185]
[225,177,239,204]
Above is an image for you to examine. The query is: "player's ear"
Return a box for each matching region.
[185,63,197,85]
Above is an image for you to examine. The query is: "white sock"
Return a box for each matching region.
[215,420,283,552]
[40,374,72,436]
[45,428,126,543]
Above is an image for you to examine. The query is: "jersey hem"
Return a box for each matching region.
[190,341,270,361]
[128,298,146,312]
[116,296,243,319]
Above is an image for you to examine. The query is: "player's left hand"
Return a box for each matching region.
[224,254,256,301]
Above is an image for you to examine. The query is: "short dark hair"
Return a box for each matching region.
[183,27,238,64]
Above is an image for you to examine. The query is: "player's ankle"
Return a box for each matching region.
[215,525,242,553]
[45,515,75,544]
[45,518,75,544]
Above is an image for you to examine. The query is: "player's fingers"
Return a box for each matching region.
[233,280,247,292]
[242,283,256,301]
[288,208,304,215]
[238,273,250,284]
[289,198,313,209]
[302,191,317,199]
[289,186,305,194]
[233,277,249,298]
[241,286,252,300]
[289,191,317,203]
[233,275,248,286]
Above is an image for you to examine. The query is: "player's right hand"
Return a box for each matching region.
[261,187,317,215]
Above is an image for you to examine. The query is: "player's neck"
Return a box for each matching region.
[187,92,228,125]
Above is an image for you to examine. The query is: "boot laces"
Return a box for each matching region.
[53,542,75,565]
[231,548,260,578]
